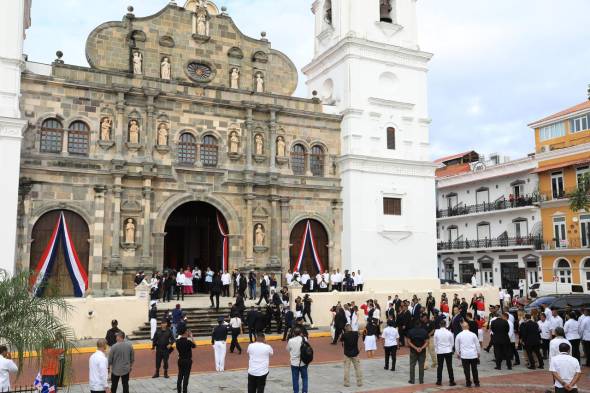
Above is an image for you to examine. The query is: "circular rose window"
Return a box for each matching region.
[186,62,213,82]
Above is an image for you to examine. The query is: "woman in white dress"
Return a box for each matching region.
[363,317,380,358]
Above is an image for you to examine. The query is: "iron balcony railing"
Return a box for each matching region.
[542,238,590,250]
[437,235,543,251]
[437,194,541,218]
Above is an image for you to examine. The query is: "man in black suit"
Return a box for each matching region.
[246,306,258,343]
[490,312,513,370]
[519,313,544,369]
[332,306,348,344]
[282,306,294,341]
[396,304,411,347]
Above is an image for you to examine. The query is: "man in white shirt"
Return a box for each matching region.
[538,313,552,359]
[580,309,590,367]
[543,304,552,321]
[89,339,110,393]
[434,320,456,386]
[454,321,481,388]
[563,312,581,362]
[285,270,293,285]
[550,342,581,393]
[549,308,564,336]
[322,271,330,290]
[300,271,310,292]
[221,271,231,297]
[287,328,308,393]
[0,345,18,393]
[382,320,399,371]
[550,327,570,362]
[356,270,364,292]
[247,333,274,393]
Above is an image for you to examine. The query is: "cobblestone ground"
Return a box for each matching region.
[63,349,590,393]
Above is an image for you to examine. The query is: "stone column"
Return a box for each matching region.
[144,89,159,161]
[17,178,33,273]
[280,198,290,274]
[92,185,107,293]
[141,178,152,265]
[331,199,343,271]
[114,90,126,157]
[244,191,255,264]
[243,102,255,170]
[110,176,122,266]
[269,192,280,265]
[268,106,281,173]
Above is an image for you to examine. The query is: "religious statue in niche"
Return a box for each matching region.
[132,51,143,75]
[255,73,264,93]
[255,224,265,247]
[229,131,239,153]
[230,68,240,89]
[125,219,135,244]
[192,7,209,37]
[128,119,140,144]
[276,136,286,157]
[161,57,171,80]
[255,134,264,155]
[157,123,168,146]
[100,117,112,141]
[380,0,393,23]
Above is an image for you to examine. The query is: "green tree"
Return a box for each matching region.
[0,270,74,375]
[569,173,590,213]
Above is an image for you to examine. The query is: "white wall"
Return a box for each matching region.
[0,0,29,275]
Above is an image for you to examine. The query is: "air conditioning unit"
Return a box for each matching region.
[541,145,551,153]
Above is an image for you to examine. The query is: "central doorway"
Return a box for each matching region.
[163,202,228,272]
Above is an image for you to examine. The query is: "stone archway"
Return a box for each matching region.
[29,209,90,297]
[163,201,229,273]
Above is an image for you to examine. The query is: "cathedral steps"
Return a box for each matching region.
[129,306,314,340]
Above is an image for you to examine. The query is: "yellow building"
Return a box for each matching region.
[529,99,590,290]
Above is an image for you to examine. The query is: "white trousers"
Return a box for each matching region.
[213,341,227,371]
[150,318,157,339]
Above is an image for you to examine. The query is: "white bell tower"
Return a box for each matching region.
[303,0,438,280]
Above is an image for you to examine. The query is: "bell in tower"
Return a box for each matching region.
[380,0,393,23]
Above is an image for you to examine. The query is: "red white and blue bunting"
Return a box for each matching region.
[293,220,325,273]
[216,211,229,272]
[32,212,88,297]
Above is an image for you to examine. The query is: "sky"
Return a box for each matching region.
[23,0,590,161]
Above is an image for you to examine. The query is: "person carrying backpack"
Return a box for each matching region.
[287,327,312,393]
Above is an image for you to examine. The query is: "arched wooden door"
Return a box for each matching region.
[29,210,90,297]
[289,219,329,276]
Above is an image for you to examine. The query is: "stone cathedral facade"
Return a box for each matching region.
[16,0,342,295]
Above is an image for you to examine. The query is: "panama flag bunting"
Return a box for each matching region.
[216,211,229,272]
[293,220,325,273]
[32,212,88,297]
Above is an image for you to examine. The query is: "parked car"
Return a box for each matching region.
[528,282,584,297]
[513,294,590,316]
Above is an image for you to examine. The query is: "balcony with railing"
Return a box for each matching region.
[437,194,541,219]
[437,234,543,252]
[539,237,590,252]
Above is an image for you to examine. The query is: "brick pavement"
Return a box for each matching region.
[27,339,589,393]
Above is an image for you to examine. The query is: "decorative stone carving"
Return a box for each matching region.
[230,68,240,89]
[100,117,112,141]
[186,62,214,83]
[227,46,244,59]
[255,134,264,155]
[132,51,142,75]
[125,218,136,244]
[157,123,168,146]
[121,200,142,213]
[276,136,286,157]
[161,57,171,80]
[252,51,269,64]
[192,5,210,41]
[159,35,175,48]
[255,223,265,246]
[229,131,239,153]
[128,119,140,144]
[255,73,264,93]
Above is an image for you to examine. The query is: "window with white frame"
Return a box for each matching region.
[513,218,528,238]
[581,214,590,248]
[582,258,590,291]
[570,114,590,133]
[551,171,565,199]
[553,216,567,248]
[539,122,566,141]
[476,222,491,241]
[447,226,458,242]
[513,184,524,198]
[554,258,572,283]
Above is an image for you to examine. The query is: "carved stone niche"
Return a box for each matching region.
[159,35,175,48]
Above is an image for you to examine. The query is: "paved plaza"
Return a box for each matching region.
[60,348,589,393]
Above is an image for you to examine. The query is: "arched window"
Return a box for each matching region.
[40,118,63,153]
[68,121,90,155]
[290,144,306,175]
[310,145,325,176]
[555,258,572,284]
[201,135,218,167]
[386,127,395,150]
[178,133,197,164]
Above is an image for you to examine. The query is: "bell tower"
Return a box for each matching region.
[303,0,438,280]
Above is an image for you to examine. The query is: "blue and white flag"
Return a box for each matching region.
[33,372,42,390]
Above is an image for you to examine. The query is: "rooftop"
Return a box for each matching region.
[529,99,590,127]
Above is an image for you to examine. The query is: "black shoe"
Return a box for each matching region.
[408,380,414,384]
[152,373,159,378]
[494,367,501,370]
[474,382,480,387]
[384,366,388,370]
[514,362,520,366]
[466,381,472,387]
[538,365,544,369]
[435,382,442,386]
[391,368,395,371]
[484,348,490,353]
[450,382,457,386]
[527,366,535,370]
[164,373,169,379]
[507,367,512,370]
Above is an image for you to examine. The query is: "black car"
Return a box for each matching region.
[516,294,590,316]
